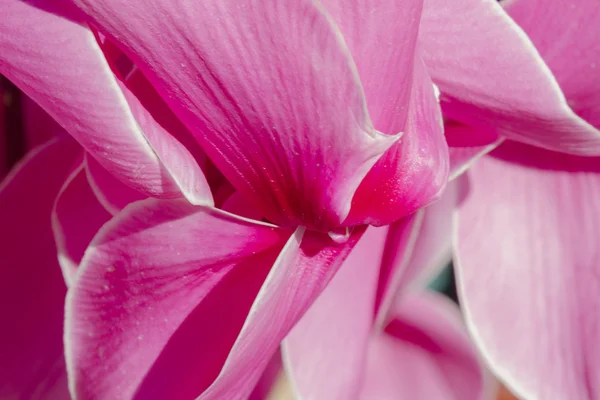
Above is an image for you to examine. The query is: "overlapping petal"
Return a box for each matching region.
[455,143,600,399]
[0,0,212,203]
[199,228,363,399]
[347,58,448,226]
[52,160,112,285]
[65,201,289,399]
[72,0,397,230]
[0,138,79,399]
[85,154,146,215]
[361,293,488,400]
[318,0,422,134]
[284,226,388,399]
[505,0,600,129]
[419,0,600,155]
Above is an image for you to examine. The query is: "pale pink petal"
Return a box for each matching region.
[0,0,212,203]
[73,0,397,230]
[455,143,600,399]
[249,352,283,400]
[374,214,422,321]
[85,154,146,215]
[375,180,458,322]
[52,161,112,285]
[196,228,363,399]
[319,0,422,134]
[361,292,488,400]
[346,57,448,226]
[419,0,600,155]
[283,226,389,399]
[505,0,600,129]
[0,138,80,399]
[445,122,503,180]
[65,201,289,399]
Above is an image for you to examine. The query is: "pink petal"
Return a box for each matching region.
[318,0,422,134]
[375,180,458,321]
[0,0,212,203]
[505,0,600,129]
[199,228,364,399]
[455,143,600,399]
[283,226,389,399]
[0,138,80,399]
[419,0,600,155]
[445,121,503,180]
[346,57,449,226]
[361,292,489,400]
[85,154,146,215]
[52,160,112,285]
[65,201,289,399]
[73,0,397,230]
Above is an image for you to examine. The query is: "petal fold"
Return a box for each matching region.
[455,144,600,399]
[505,0,600,129]
[52,160,112,285]
[419,0,600,155]
[73,0,396,229]
[283,226,388,399]
[346,57,448,226]
[361,293,488,400]
[65,201,288,399]
[0,0,212,203]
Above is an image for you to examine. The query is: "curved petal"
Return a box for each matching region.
[445,122,503,180]
[505,0,600,129]
[73,0,397,230]
[283,226,388,400]
[318,0,422,134]
[0,0,212,203]
[198,228,364,399]
[346,57,448,226]
[65,201,288,400]
[361,292,488,400]
[419,0,600,155]
[455,144,600,399]
[374,179,458,322]
[52,161,112,285]
[0,138,80,399]
[85,154,146,216]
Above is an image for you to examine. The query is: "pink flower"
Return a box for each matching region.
[285,183,493,400]
[447,1,600,399]
[1,0,597,399]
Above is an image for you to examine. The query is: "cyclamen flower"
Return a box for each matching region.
[448,1,600,399]
[285,183,493,400]
[1,0,598,399]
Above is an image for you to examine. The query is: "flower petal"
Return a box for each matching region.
[199,228,364,399]
[346,57,448,226]
[52,160,112,285]
[85,154,146,215]
[73,0,397,229]
[419,0,600,155]
[319,0,422,134]
[283,226,388,399]
[445,122,503,180]
[0,0,212,203]
[361,292,488,400]
[65,201,288,399]
[0,138,80,399]
[505,0,600,129]
[455,144,600,399]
